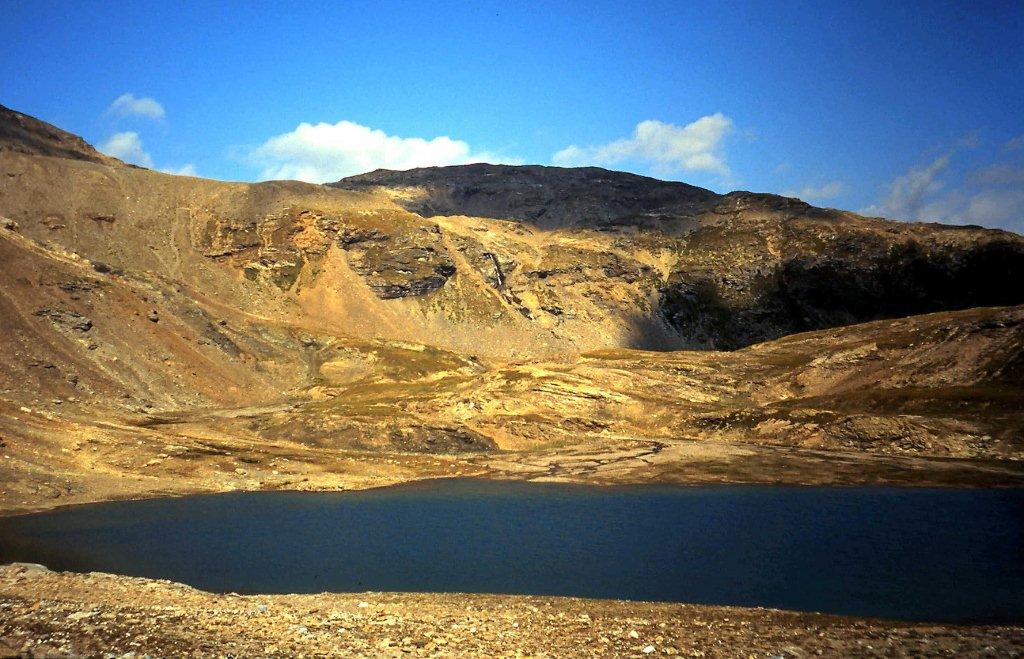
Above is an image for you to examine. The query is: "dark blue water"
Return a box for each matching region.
[1,480,1022,623]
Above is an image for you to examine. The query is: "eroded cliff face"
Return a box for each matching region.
[0,104,1022,514]
[656,192,1024,348]
[5,106,1022,363]
[337,167,1024,349]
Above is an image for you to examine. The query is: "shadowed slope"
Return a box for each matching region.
[334,163,717,230]
[0,104,1022,515]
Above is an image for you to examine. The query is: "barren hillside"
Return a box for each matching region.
[0,103,1022,514]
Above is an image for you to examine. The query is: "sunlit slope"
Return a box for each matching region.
[0,103,1022,513]
[4,102,1024,363]
[341,163,1024,349]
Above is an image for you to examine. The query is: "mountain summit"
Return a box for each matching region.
[336,161,1024,349]
[334,163,717,230]
[0,104,1022,516]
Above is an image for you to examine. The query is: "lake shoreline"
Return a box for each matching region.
[2,563,1022,657]
[4,480,1021,624]
[4,437,1024,518]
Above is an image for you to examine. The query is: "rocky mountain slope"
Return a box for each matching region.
[0,103,1022,514]
[336,164,1024,350]
[336,163,718,229]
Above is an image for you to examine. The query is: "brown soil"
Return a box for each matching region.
[2,564,1022,658]
[2,105,1023,656]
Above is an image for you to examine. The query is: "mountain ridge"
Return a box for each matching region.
[0,104,118,166]
[0,103,1021,515]
[2,103,1023,357]
[333,162,718,230]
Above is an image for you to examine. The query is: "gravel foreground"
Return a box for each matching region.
[1,564,1022,658]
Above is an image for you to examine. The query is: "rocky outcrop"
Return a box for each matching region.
[1,104,1023,521]
[342,234,457,299]
[332,164,1024,350]
[33,308,92,332]
[658,209,1024,349]
[242,246,305,290]
[190,204,459,298]
[448,233,518,294]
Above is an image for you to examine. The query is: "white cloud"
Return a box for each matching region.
[861,142,1024,233]
[860,154,950,219]
[97,132,195,176]
[912,188,1024,231]
[552,115,734,175]
[249,120,514,183]
[99,131,154,168]
[105,93,165,121]
[784,180,847,201]
[159,163,198,177]
[962,189,1024,228]
[972,164,1024,186]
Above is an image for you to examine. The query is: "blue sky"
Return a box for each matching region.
[2,0,1022,230]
